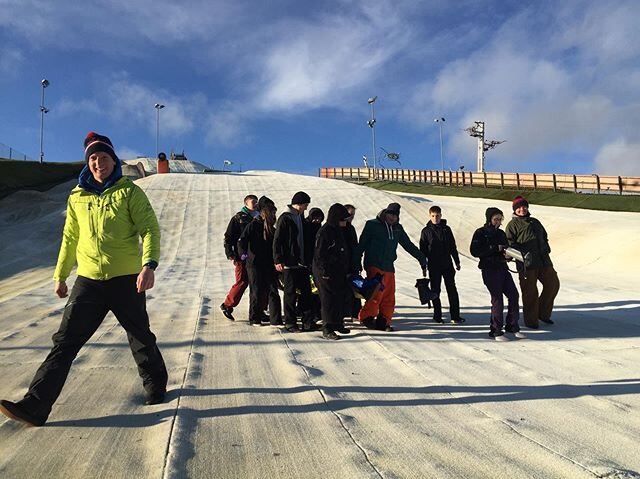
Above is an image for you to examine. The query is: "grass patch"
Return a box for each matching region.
[0,160,84,200]
[358,180,640,212]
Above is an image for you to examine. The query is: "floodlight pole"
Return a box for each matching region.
[367,96,378,180]
[434,117,445,171]
[475,121,485,173]
[39,79,50,164]
[154,103,165,156]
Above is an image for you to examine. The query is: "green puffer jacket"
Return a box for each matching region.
[354,213,426,273]
[505,214,552,270]
[53,177,160,281]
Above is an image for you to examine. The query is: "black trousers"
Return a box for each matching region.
[19,275,168,419]
[317,276,348,329]
[247,265,282,324]
[429,266,460,320]
[282,268,312,327]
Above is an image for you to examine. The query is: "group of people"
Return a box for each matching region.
[0,131,560,427]
[220,190,560,343]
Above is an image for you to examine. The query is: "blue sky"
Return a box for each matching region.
[1,0,639,175]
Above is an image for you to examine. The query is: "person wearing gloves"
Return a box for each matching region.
[505,196,560,329]
[354,202,427,332]
[312,203,352,340]
[419,205,465,324]
[238,196,282,326]
[0,132,168,427]
[470,207,523,340]
[273,191,318,332]
[220,194,259,321]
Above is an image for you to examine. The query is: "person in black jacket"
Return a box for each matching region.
[273,191,317,333]
[238,196,282,326]
[470,207,522,340]
[221,195,259,321]
[419,205,464,323]
[342,204,361,321]
[304,208,325,323]
[313,203,352,340]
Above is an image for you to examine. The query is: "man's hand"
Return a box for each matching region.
[275,263,284,272]
[421,266,427,277]
[54,280,68,298]
[137,266,155,293]
[455,263,461,271]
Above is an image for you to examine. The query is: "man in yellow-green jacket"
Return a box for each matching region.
[0,132,168,427]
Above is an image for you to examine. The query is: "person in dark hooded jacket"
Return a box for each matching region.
[273,191,317,332]
[505,196,559,329]
[238,196,282,326]
[304,207,324,323]
[470,207,522,339]
[419,205,464,323]
[342,204,361,321]
[354,202,426,331]
[313,204,353,340]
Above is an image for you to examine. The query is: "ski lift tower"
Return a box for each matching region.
[465,121,505,172]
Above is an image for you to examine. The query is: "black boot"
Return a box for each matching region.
[0,399,47,426]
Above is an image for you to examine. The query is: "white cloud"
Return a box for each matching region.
[55,98,101,117]
[0,46,23,79]
[117,146,145,160]
[594,139,640,176]
[403,1,640,172]
[255,7,411,112]
[205,105,251,148]
[105,74,204,136]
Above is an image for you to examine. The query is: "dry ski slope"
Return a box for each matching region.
[0,171,639,479]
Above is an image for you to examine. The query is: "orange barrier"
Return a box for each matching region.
[318,168,640,195]
[157,158,170,174]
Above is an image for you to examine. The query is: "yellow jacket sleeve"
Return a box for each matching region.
[129,185,161,266]
[53,196,80,281]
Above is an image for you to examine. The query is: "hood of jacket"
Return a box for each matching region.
[326,204,350,227]
[485,207,503,225]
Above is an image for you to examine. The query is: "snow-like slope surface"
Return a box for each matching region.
[0,172,638,479]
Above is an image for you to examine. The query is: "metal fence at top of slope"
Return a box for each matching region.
[319,167,640,195]
[0,142,33,161]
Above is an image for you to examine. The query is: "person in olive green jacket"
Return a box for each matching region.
[505,196,560,329]
[0,132,168,427]
[353,202,427,331]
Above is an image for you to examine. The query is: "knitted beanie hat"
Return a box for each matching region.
[291,191,311,205]
[84,132,118,163]
[512,196,529,211]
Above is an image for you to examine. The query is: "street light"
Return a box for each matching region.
[39,79,50,164]
[434,117,445,171]
[154,103,165,156]
[367,96,378,179]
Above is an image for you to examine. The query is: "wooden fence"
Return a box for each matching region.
[318,167,640,195]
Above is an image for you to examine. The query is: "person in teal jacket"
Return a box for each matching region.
[0,132,168,427]
[353,202,426,331]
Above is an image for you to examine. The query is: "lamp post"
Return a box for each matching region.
[39,79,50,164]
[154,103,165,156]
[367,96,378,179]
[434,117,445,171]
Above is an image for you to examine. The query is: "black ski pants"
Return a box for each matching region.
[317,275,348,329]
[247,265,282,325]
[282,267,312,327]
[429,266,460,321]
[19,275,168,419]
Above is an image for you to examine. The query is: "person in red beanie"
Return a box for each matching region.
[505,196,560,329]
[0,132,168,427]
